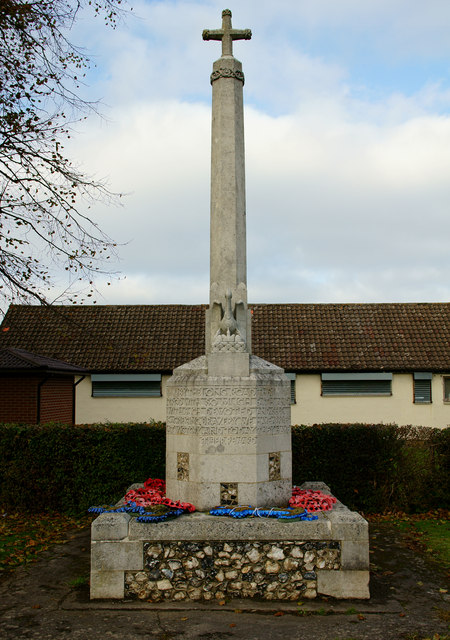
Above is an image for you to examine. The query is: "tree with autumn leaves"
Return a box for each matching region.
[0,0,126,308]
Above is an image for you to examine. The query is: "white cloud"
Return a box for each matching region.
[55,0,450,306]
[92,271,209,305]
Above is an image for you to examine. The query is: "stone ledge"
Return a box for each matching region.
[128,511,333,541]
[317,569,370,599]
[91,512,131,541]
[91,541,143,572]
[90,569,125,599]
[341,540,370,570]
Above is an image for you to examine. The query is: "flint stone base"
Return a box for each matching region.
[165,355,292,511]
[90,482,370,601]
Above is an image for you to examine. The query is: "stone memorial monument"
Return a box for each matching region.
[90,11,370,601]
[165,9,292,511]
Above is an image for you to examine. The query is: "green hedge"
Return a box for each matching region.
[0,422,165,514]
[292,424,449,513]
[0,422,448,514]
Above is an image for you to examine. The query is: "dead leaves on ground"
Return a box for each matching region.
[365,509,449,524]
[0,510,90,571]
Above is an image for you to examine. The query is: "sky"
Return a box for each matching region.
[63,0,450,306]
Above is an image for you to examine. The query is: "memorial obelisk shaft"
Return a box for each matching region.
[165,10,291,510]
[204,10,251,374]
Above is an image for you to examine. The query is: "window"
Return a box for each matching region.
[321,373,392,396]
[413,373,432,404]
[91,374,162,397]
[285,373,296,404]
[444,377,450,403]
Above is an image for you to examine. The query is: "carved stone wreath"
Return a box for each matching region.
[210,68,245,85]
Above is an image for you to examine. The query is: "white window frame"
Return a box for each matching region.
[285,373,296,404]
[91,374,162,398]
[413,372,432,404]
[444,377,450,403]
[321,373,392,397]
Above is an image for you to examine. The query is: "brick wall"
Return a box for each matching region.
[0,374,74,424]
[0,375,38,423]
[40,376,74,423]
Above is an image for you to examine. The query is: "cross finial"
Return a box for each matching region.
[203,9,251,57]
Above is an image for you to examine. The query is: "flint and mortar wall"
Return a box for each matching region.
[124,539,340,601]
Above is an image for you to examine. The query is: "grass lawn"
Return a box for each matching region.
[412,518,450,570]
[0,509,91,572]
[367,510,450,572]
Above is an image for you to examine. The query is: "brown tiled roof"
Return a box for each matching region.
[0,303,448,373]
[250,303,450,372]
[0,347,87,374]
[0,305,206,372]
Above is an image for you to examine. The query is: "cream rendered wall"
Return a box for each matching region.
[291,373,450,429]
[75,372,450,428]
[74,375,170,424]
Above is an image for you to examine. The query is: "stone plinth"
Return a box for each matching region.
[90,482,370,601]
[165,354,292,511]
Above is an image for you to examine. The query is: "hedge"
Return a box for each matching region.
[0,422,165,514]
[292,424,449,513]
[0,422,448,514]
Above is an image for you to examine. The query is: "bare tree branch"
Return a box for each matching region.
[0,0,127,308]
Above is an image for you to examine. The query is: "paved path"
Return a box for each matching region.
[0,523,448,639]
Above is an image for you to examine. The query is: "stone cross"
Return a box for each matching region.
[202,8,251,57]
[203,10,252,374]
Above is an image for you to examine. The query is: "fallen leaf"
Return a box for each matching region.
[32,604,41,609]
[439,588,448,594]
[417,581,424,586]
[274,611,284,617]
[219,600,226,606]
[180,617,188,621]
[399,613,406,618]
[357,614,365,620]
[234,609,242,614]
[229,623,236,628]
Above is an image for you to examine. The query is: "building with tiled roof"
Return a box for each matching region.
[0,303,449,427]
[0,347,87,374]
[0,346,87,424]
